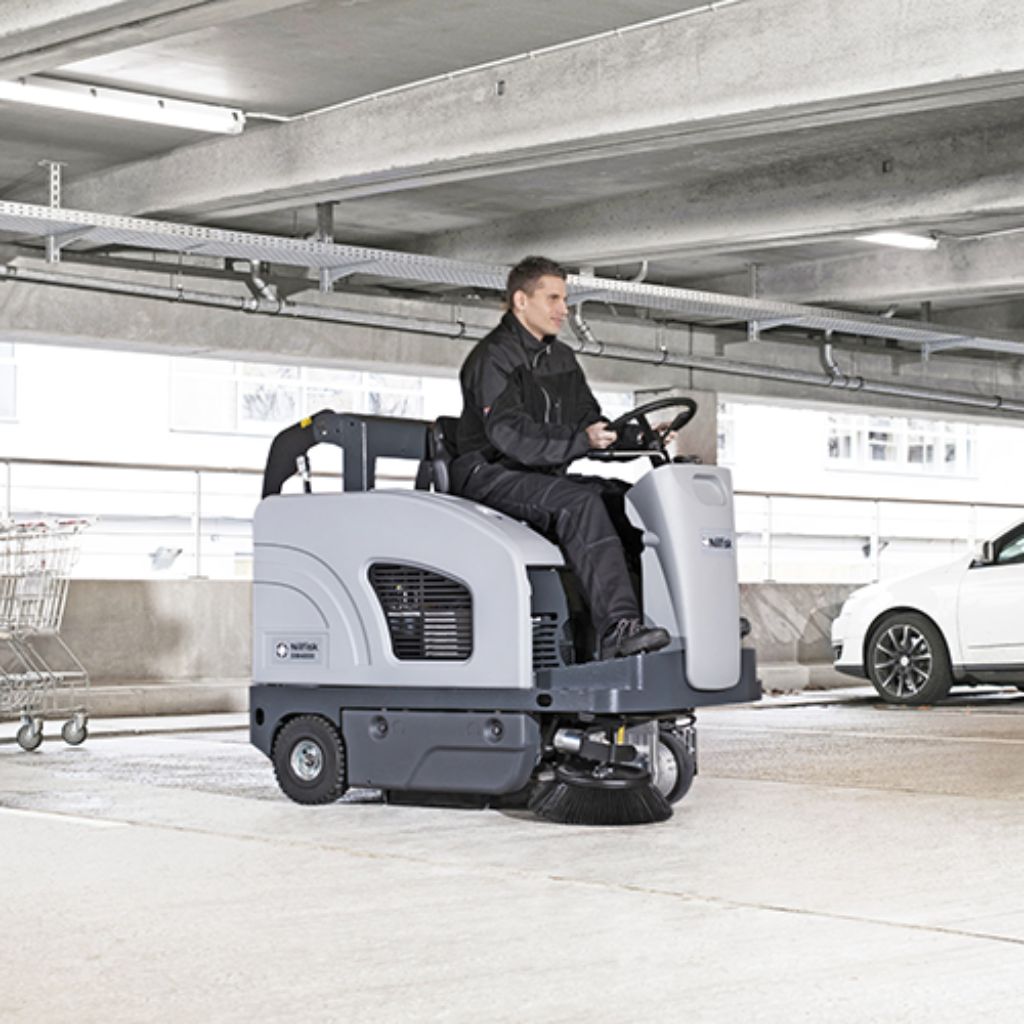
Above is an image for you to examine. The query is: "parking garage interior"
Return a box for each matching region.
[3,2,1024,1021]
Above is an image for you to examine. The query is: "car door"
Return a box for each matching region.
[957,521,1024,668]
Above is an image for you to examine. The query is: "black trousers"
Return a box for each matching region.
[460,463,644,638]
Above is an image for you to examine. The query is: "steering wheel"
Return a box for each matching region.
[606,396,698,452]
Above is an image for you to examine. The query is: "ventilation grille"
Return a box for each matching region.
[531,613,562,670]
[369,563,472,661]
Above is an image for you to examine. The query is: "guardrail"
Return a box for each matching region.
[3,456,1023,582]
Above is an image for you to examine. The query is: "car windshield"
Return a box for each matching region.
[995,523,1024,565]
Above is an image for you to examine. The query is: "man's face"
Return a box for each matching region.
[513,274,568,340]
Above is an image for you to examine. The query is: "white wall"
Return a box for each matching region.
[722,394,1024,583]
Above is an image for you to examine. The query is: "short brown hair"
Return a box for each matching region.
[506,256,566,305]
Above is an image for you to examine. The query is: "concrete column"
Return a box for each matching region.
[635,385,717,466]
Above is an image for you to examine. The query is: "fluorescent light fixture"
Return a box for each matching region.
[855,230,939,251]
[0,75,244,134]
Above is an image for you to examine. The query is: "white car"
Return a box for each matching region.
[831,519,1024,704]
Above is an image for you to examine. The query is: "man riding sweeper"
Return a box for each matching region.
[453,256,671,662]
[249,260,760,826]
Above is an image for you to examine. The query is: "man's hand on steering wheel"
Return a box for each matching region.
[605,397,698,453]
[586,420,618,450]
[653,420,678,447]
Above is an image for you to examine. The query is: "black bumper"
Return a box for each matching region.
[250,642,759,756]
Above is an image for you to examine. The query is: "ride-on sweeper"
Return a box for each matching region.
[250,398,759,825]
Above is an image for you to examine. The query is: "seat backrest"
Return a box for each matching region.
[428,416,460,493]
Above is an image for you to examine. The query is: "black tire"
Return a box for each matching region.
[272,715,348,805]
[866,611,952,705]
[654,728,696,804]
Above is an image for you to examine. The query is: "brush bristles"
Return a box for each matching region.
[529,776,672,826]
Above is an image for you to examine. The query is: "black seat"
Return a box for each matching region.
[422,416,460,493]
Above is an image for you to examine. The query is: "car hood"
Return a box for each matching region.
[842,555,972,610]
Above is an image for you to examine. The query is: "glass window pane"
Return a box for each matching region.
[238,382,299,425]
[0,364,15,420]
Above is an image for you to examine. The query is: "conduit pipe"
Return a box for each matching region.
[0,263,485,341]
[3,262,1024,416]
[568,307,1024,416]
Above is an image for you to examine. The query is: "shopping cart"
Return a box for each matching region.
[0,519,90,751]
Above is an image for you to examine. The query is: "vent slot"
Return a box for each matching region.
[531,612,561,670]
[369,563,472,661]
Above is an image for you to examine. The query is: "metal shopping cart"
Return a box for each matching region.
[0,519,90,751]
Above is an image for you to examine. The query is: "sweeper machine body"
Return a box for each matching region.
[250,399,759,824]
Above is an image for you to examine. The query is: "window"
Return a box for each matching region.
[0,343,15,421]
[717,400,735,464]
[170,358,426,435]
[826,412,975,476]
[996,524,1024,565]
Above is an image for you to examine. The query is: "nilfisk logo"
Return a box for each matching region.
[273,638,324,663]
[701,531,734,553]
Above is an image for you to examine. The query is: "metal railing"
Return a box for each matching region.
[734,489,1024,583]
[3,456,1022,582]
[1,455,339,579]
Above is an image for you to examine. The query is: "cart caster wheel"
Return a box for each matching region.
[654,727,697,804]
[16,719,43,752]
[61,717,88,746]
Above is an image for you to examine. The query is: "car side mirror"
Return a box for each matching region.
[979,540,997,565]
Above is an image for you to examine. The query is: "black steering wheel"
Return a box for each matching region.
[606,396,698,453]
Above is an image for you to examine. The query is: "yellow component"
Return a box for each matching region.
[616,725,626,744]
[299,416,313,428]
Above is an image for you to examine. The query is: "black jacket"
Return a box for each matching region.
[453,311,604,486]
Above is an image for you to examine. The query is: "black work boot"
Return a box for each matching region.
[600,618,670,660]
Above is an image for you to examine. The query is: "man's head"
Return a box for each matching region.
[507,255,568,340]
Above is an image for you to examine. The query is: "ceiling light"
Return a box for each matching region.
[855,231,939,251]
[0,75,244,134]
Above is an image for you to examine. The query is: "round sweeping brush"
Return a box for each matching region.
[528,760,672,826]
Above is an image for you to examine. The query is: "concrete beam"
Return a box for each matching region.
[60,0,1024,219]
[421,122,1024,265]
[0,0,312,78]
[695,234,1024,308]
[2,261,1024,421]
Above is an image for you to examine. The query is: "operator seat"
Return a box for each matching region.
[424,415,460,494]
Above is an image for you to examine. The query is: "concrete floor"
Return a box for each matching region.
[2,689,1024,1023]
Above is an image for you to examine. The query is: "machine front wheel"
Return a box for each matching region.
[654,728,696,804]
[272,715,348,804]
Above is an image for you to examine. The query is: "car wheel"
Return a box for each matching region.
[866,611,952,705]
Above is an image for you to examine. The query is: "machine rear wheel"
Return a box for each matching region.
[272,715,348,804]
[654,728,696,804]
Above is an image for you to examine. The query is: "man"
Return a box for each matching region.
[451,255,670,660]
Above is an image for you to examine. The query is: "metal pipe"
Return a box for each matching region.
[553,728,585,754]
[4,263,1024,416]
[569,304,599,349]
[192,470,203,579]
[569,309,1024,415]
[0,264,489,341]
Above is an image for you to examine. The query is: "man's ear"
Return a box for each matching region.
[512,289,526,311]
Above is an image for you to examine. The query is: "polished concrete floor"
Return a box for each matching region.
[2,688,1024,1023]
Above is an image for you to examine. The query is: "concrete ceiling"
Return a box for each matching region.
[3,0,1024,407]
